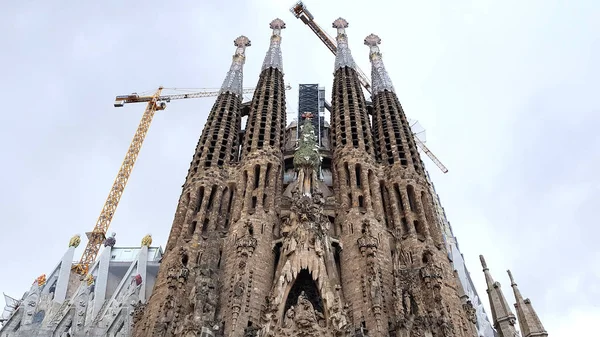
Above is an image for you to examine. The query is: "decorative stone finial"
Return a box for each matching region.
[68,234,81,248]
[262,19,286,71]
[364,33,381,47]
[332,18,356,70]
[103,232,116,247]
[270,18,286,30]
[141,233,153,247]
[220,35,251,96]
[365,33,395,94]
[234,35,251,48]
[85,274,95,286]
[479,255,488,269]
[34,274,47,287]
[507,270,516,285]
[332,17,349,29]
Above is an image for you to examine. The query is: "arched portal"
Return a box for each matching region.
[283,269,324,316]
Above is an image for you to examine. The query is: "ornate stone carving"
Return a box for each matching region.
[131,301,146,324]
[276,292,328,337]
[69,234,81,248]
[103,232,117,247]
[141,233,152,247]
[463,300,477,325]
[236,220,258,257]
[357,220,378,258]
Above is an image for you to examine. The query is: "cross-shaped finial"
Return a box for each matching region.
[364,33,381,47]
[301,112,314,119]
[332,17,349,29]
[234,35,251,48]
[270,18,286,30]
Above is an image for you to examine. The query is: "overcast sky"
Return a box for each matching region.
[0,0,598,335]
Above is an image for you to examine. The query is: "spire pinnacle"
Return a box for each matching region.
[332,17,356,70]
[220,35,251,96]
[507,270,548,337]
[364,33,395,94]
[262,18,286,72]
[480,254,488,270]
[507,269,516,285]
[479,255,519,337]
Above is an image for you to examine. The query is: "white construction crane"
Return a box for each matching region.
[290,1,448,174]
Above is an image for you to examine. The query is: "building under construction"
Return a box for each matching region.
[1,3,548,337]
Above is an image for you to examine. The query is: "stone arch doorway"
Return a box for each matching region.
[283,269,324,318]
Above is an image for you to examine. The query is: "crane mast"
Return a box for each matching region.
[73,84,292,275]
[290,1,448,174]
[73,88,164,275]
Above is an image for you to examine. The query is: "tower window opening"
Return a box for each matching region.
[358,195,364,208]
[188,221,197,238]
[254,165,261,189]
[265,163,272,187]
[273,242,282,277]
[394,184,405,212]
[262,193,267,209]
[380,182,391,229]
[355,164,362,187]
[207,185,217,212]
[196,252,203,265]
[333,242,342,283]
[251,196,257,211]
[414,220,424,236]
[407,185,417,211]
[401,217,409,236]
[344,162,351,186]
[181,252,189,266]
[202,218,209,234]
[195,187,205,213]
[217,249,222,268]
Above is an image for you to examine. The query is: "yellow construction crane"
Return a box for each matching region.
[290,1,448,174]
[72,84,292,276]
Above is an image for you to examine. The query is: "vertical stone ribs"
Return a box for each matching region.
[242,67,286,157]
[365,34,423,175]
[193,93,242,169]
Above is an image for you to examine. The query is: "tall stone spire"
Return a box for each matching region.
[508,270,548,337]
[480,255,519,337]
[261,18,285,71]
[240,19,286,158]
[221,19,287,337]
[364,34,395,94]
[333,17,357,70]
[364,34,425,176]
[220,35,251,96]
[132,36,250,337]
[364,34,442,246]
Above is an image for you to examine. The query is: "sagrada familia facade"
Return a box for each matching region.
[0,17,548,337]
[130,18,547,337]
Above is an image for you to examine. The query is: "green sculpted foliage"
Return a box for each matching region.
[293,117,321,170]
